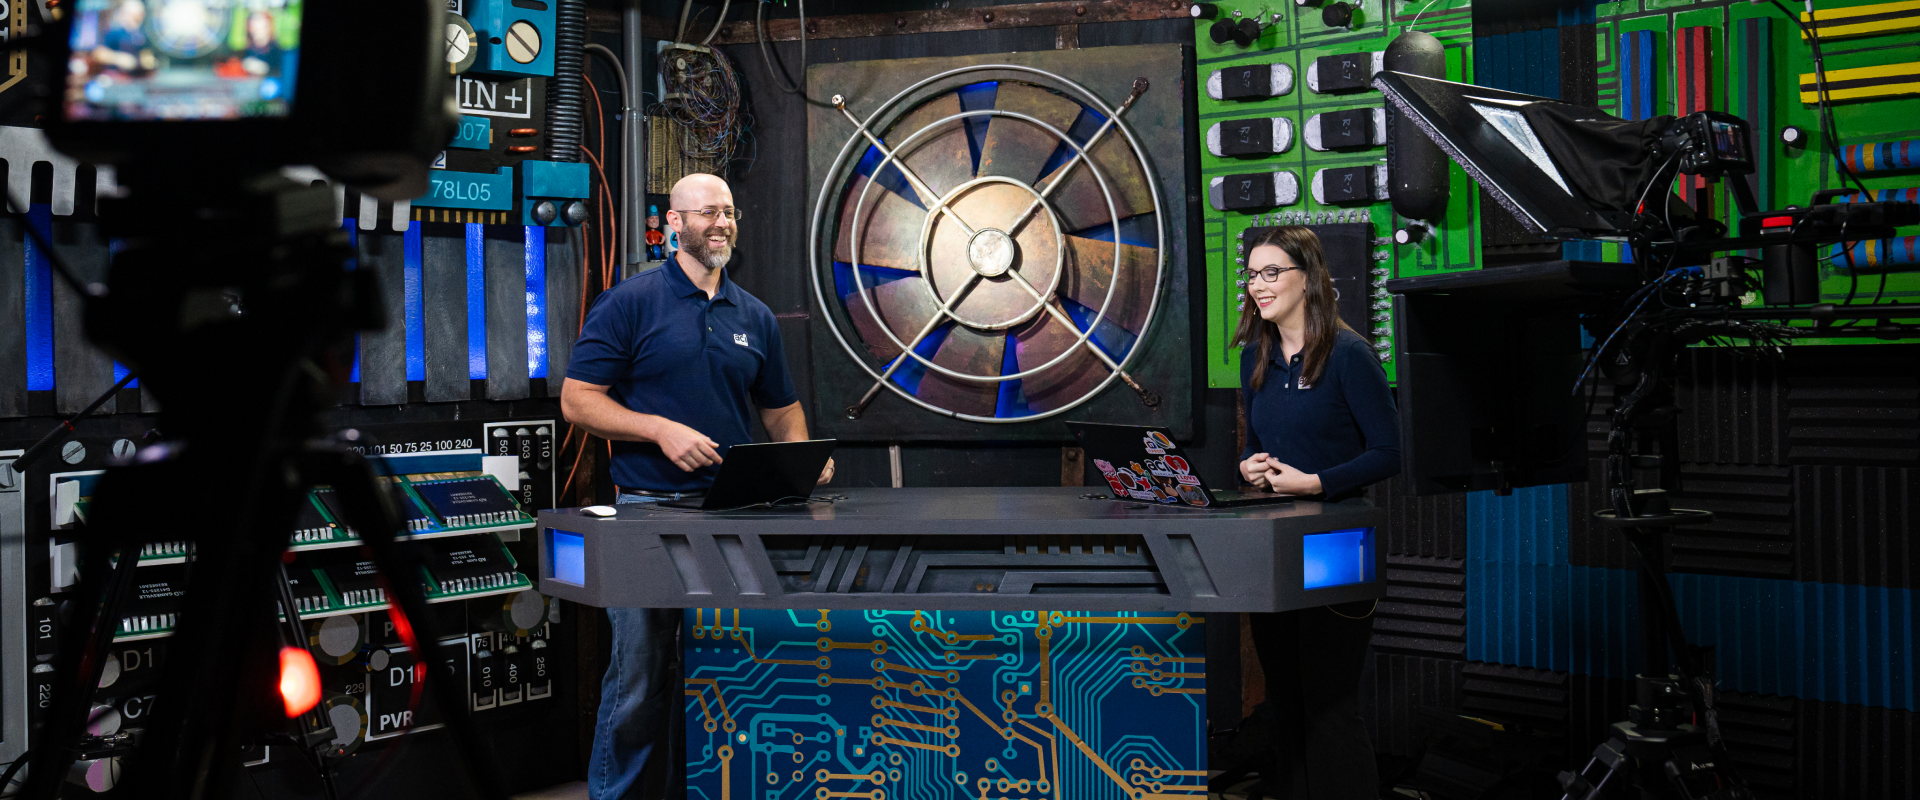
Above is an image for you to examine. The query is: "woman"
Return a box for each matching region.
[1234,226,1400,799]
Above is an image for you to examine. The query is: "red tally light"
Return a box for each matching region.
[279,646,322,717]
[1762,215,1795,228]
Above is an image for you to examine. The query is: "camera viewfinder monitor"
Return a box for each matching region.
[66,0,303,122]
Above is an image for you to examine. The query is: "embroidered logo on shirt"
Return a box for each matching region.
[733,333,750,347]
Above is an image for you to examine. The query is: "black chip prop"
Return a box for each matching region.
[1314,53,1374,92]
[284,566,333,614]
[123,564,187,636]
[411,478,524,529]
[384,481,435,532]
[1221,173,1275,210]
[325,559,388,607]
[312,489,358,537]
[1320,109,1375,149]
[425,537,521,596]
[1220,64,1272,100]
[1219,119,1274,156]
[1321,166,1376,204]
[292,495,335,543]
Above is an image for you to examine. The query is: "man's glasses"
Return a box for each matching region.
[1241,265,1303,283]
[674,207,743,222]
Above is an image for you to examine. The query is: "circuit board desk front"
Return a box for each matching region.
[535,487,1385,612]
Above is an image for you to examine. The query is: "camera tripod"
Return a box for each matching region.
[1556,307,1768,800]
[18,168,508,800]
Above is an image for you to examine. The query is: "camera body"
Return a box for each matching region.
[48,0,455,200]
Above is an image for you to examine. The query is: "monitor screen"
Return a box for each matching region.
[1301,527,1375,590]
[65,0,303,122]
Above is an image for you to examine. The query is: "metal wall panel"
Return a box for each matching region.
[545,226,580,386]
[0,219,23,418]
[50,221,112,415]
[420,223,470,402]
[485,227,530,400]
[357,230,409,406]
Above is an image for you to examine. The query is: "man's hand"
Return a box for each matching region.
[1240,453,1274,488]
[818,457,836,485]
[1259,460,1323,496]
[652,419,723,472]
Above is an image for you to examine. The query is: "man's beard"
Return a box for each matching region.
[681,229,733,270]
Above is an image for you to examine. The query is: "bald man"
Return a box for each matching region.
[563,174,831,800]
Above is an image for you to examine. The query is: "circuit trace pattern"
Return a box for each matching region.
[684,609,1206,800]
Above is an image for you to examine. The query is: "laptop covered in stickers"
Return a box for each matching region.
[1065,422,1294,509]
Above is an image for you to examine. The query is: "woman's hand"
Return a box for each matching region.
[1259,460,1323,495]
[1240,453,1274,488]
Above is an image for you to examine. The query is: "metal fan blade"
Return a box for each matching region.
[978,82,1083,186]
[834,173,927,271]
[925,182,1061,328]
[884,92,974,206]
[1036,133,1156,233]
[846,276,941,363]
[1013,312,1106,413]
[915,325,1006,418]
[1060,235,1157,334]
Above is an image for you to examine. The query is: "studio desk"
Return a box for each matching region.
[536,487,1384,800]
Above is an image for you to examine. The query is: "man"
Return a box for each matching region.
[562,173,832,800]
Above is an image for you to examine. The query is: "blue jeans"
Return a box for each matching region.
[589,494,678,800]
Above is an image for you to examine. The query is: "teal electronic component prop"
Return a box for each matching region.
[416,167,514,211]
[683,609,1206,800]
[450,115,493,150]
[519,160,590,225]
[470,0,555,78]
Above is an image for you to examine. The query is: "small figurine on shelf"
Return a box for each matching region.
[665,228,679,259]
[645,205,666,261]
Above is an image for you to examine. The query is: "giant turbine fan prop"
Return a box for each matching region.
[810,65,1167,424]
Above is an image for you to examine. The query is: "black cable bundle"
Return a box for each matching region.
[546,0,588,162]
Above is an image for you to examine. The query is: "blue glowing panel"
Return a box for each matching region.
[24,205,53,391]
[684,609,1205,800]
[548,529,585,585]
[525,225,548,379]
[1302,527,1375,590]
[466,224,487,380]
[404,225,426,382]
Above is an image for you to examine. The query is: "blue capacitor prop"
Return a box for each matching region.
[1838,139,1920,173]
[1831,236,1920,271]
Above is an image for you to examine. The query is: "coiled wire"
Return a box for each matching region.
[545,0,587,162]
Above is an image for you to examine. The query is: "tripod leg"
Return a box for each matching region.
[19,524,143,800]
[300,446,510,800]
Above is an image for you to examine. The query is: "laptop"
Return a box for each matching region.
[660,439,838,511]
[1065,422,1294,509]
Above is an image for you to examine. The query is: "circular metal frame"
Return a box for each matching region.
[847,108,1116,385]
[914,174,1067,331]
[810,64,1167,423]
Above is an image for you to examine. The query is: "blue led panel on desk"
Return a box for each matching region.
[1303,527,1374,589]
[548,529,585,585]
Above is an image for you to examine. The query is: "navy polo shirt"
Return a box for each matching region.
[567,261,798,493]
[1240,328,1401,500]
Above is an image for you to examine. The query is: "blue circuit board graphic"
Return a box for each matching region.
[684,609,1207,800]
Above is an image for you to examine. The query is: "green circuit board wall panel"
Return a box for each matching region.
[683,609,1206,800]
[1195,0,1920,387]
[1196,1,1482,388]
[1592,0,1920,345]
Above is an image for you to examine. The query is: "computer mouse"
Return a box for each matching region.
[582,505,618,517]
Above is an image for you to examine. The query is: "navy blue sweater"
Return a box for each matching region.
[1239,328,1401,500]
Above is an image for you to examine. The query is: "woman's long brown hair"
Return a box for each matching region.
[1231,226,1354,391]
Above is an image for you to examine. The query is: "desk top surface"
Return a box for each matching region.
[542,486,1371,525]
